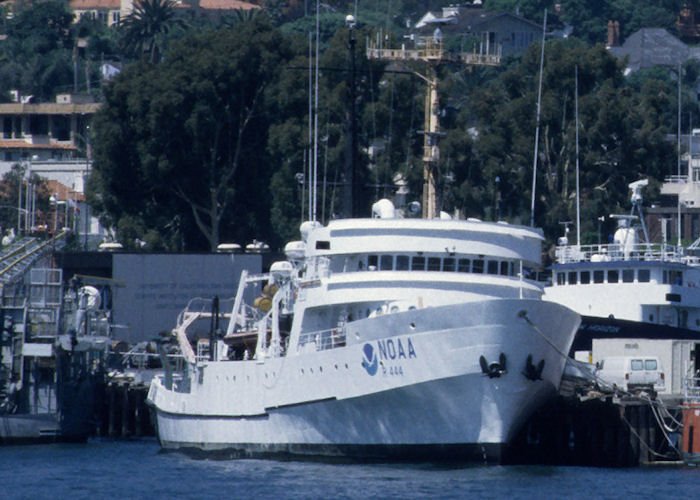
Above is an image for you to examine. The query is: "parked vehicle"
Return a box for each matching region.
[596,356,665,393]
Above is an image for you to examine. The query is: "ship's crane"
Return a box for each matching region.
[367,26,500,218]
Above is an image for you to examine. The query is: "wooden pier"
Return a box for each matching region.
[97,381,154,438]
[506,396,682,466]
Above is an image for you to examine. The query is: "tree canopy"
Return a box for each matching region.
[119,0,186,64]
[91,18,299,251]
[436,39,679,244]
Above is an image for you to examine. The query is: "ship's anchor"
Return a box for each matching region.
[523,354,545,381]
[479,353,507,378]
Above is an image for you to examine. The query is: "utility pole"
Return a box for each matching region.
[368,29,499,218]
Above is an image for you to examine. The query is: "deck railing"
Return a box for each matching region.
[555,243,687,264]
[298,326,346,352]
[175,296,236,329]
[664,174,688,184]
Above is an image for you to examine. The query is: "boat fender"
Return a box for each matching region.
[523,354,545,381]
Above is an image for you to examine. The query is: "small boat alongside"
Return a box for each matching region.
[147,201,580,462]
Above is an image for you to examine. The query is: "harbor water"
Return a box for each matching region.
[2,439,699,499]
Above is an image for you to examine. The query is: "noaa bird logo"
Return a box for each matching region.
[362,343,378,376]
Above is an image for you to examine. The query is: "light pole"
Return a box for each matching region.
[50,193,57,267]
[85,124,91,250]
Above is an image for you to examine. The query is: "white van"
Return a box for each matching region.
[595,356,665,393]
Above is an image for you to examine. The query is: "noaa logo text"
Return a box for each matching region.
[362,337,417,377]
[377,338,416,361]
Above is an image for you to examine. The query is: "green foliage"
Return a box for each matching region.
[0,1,121,100]
[91,19,298,251]
[119,0,187,64]
[0,165,51,235]
[439,39,678,244]
[556,0,681,44]
[0,1,76,99]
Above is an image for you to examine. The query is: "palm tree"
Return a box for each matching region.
[119,0,184,64]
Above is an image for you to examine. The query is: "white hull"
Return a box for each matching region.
[149,299,579,461]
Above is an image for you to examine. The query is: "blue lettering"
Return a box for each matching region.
[407,338,416,358]
[397,339,406,359]
[387,339,396,359]
[377,340,388,360]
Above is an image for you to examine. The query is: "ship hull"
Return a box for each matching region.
[149,299,579,462]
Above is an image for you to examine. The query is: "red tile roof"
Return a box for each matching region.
[46,179,85,202]
[0,140,77,151]
[179,0,261,10]
[68,0,120,9]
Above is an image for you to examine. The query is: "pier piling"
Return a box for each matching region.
[507,396,680,466]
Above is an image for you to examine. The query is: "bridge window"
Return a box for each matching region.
[593,270,604,283]
[622,270,634,283]
[427,257,441,271]
[500,261,509,276]
[608,270,618,283]
[443,258,455,272]
[669,270,683,285]
[472,259,484,273]
[487,261,498,275]
[580,271,590,284]
[380,255,393,270]
[568,272,577,284]
[638,269,650,282]
[458,259,470,272]
[368,255,378,269]
[412,256,425,271]
[396,255,409,270]
[557,272,565,285]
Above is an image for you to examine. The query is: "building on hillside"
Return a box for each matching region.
[175,0,261,17]
[67,0,260,26]
[69,0,122,26]
[678,4,700,44]
[412,5,541,56]
[118,0,260,22]
[646,131,700,244]
[608,28,689,74]
[0,93,98,167]
[0,93,107,245]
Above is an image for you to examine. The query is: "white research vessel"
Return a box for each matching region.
[147,200,580,462]
[545,180,700,353]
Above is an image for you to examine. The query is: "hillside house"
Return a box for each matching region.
[413,5,541,56]
[608,28,690,74]
[68,0,260,26]
[69,0,121,26]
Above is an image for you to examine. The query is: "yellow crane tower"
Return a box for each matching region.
[367,32,500,218]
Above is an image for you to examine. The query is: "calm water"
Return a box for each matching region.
[1,438,700,499]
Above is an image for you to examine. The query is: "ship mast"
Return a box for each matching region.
[367,29,499,218]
